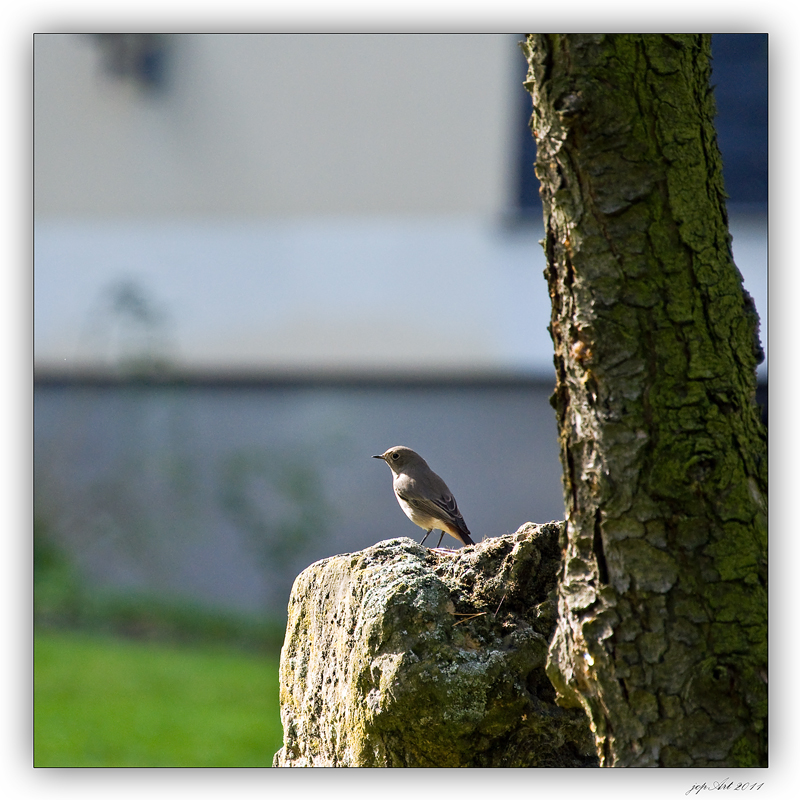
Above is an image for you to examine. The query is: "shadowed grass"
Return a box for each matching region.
[34,629,283,767]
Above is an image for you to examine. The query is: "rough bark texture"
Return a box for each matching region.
[521,34,767,767]
[273,523,597,767]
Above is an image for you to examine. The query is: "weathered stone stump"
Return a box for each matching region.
[273,522,598,767]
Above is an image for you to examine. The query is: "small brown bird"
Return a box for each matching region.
[373,445,474,548]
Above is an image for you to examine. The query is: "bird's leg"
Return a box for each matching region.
[435,531,445,548]
[420,529,432,546]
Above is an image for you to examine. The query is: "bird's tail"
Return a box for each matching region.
[456,524,474,546]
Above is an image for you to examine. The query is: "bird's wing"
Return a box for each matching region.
[397,485,472,540]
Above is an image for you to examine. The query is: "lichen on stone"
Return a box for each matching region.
[273,522,597,767]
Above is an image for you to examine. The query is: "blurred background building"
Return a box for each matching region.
[33,33,767,616]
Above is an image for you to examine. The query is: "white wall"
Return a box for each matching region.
[34,33,520,218]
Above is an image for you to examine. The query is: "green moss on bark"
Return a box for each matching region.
[522,33,767,767]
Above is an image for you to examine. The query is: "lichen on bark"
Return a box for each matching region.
[522,33,767,767]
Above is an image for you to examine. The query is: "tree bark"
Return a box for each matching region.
[522,34,767,767]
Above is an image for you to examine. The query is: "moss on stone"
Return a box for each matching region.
[274,523,598,768]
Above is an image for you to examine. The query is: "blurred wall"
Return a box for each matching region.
[34,33,518,219]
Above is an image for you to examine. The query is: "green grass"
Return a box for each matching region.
[34,629,284,767]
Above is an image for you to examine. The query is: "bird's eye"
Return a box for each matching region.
[391,452,399,460]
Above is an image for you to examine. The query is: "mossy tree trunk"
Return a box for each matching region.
[522,34,767,767]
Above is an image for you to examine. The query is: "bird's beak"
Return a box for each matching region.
[372,454,384,460]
